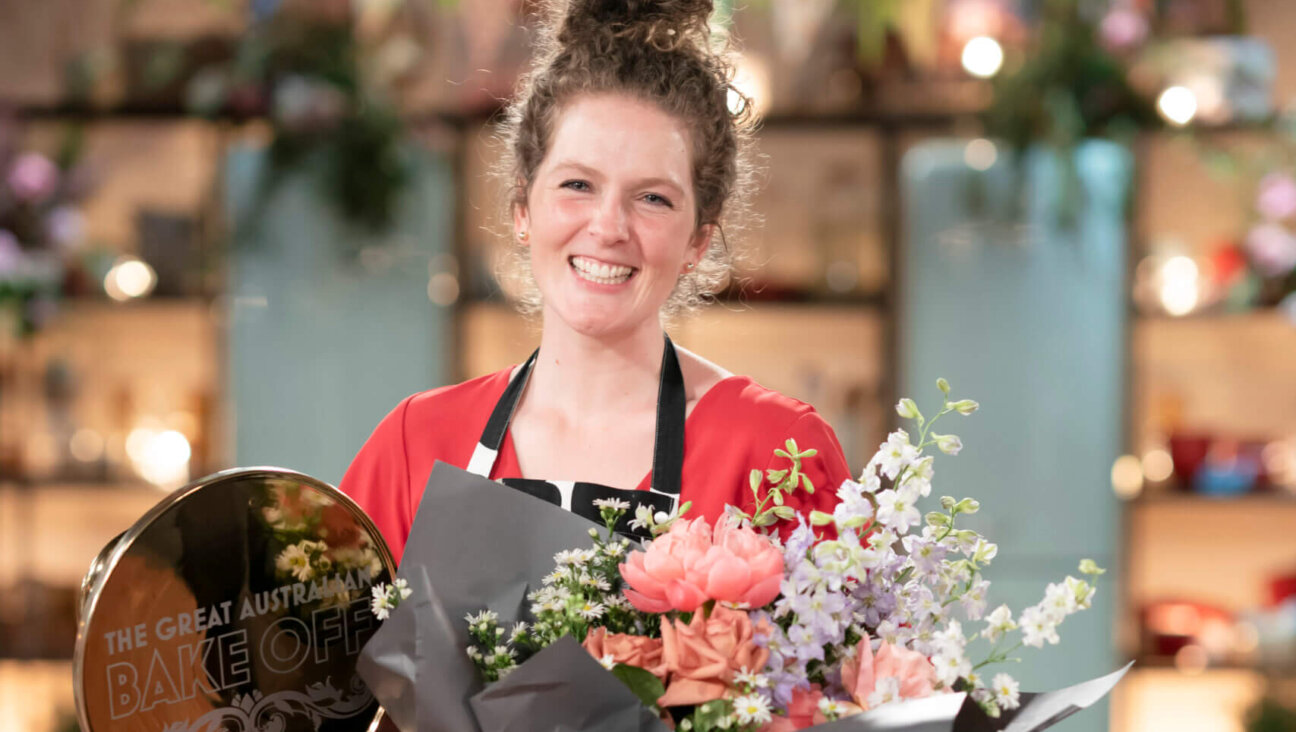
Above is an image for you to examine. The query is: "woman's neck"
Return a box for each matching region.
[526,318,666,417]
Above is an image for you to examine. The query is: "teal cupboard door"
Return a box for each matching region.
[224,144,453,485]
[901,140,1129,729]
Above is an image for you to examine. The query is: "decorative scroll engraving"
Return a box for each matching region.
[161,675,374,732]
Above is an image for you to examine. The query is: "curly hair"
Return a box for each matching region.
[492,0,758,317]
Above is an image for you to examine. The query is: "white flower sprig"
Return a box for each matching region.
[369,578,412,621]
[463,499,657,683]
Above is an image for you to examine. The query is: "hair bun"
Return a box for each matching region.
[555,0,715,49]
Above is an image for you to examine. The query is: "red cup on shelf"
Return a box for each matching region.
[1270,573,1296,607]
[1168,434,1212,489]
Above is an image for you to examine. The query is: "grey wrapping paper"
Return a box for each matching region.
[358,461,643,732]
[470,638,670,732]
[357,460,1129,732]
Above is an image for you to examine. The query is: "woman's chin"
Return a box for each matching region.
[547,301,655,340]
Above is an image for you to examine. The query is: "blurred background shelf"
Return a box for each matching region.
[1132,656,1296,676]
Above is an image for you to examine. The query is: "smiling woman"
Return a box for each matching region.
[339,0,852,561]
[518,94,706,340]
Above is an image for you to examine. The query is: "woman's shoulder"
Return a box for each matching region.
[698,375,820,425]
[404,366,514,418]
[676,344,821,427]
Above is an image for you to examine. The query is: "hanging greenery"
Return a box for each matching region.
[185,0,423,234]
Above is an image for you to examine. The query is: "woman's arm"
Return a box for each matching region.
[339,395,415,562]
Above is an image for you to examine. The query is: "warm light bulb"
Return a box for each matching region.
[136,429,191,489]
[964,138,998,171]
[1159,255,1200,316]
[1158,86,1198,126]
[1142,449,1174,483]
[961,36,1004,78]
[104,257,157,301]
[1112,454,1144,499]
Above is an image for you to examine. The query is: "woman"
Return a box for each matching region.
[341,0,851,561]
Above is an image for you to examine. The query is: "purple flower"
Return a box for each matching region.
[902,534,948,577]
[852,582,898,628]
[46,206,84,251]
[1099,7,1148,52]
[783,515,816,565]
[1246,223,1296,277]
[7,152,59,203]
[1257,172,1296,222]
[0,230,23,276]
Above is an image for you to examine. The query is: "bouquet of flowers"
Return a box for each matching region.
[359,382,1126,732]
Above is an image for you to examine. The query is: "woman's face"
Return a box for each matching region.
[515,93,711,339]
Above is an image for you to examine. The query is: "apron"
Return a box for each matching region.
[463,335,685,538]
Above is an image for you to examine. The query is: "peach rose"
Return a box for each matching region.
[581,627,667,681]
[619,518,784,613]
[657,606,770,707]
[840,636,938,710]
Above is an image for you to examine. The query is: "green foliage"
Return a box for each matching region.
[610,663,666,709]
[1246,697,1296,732]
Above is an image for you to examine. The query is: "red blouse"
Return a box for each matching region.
[340,368,852,562]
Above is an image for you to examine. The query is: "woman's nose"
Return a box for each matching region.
[588,194,629,243]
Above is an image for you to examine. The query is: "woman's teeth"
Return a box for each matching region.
[570,256,634,284]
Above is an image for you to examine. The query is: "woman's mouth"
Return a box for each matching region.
[569,255,636,285]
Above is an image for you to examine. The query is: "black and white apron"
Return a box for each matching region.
[464,335,685,539]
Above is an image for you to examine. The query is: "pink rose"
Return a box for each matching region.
[759,685,827,731]
[619,518,784,613]
[657,606,769,707]
[840,636,938,710]
[581,627,666,682]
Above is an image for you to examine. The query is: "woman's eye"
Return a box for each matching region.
[560,180,590,191]
[643,193,674,208]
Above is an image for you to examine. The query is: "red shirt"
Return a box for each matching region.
[340,368,851,562]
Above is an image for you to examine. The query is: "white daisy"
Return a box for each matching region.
[731,694,772,725]
[275,543,314,582]
[592,497,632,512]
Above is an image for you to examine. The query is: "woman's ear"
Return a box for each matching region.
[512,201,531,245]
[687,224,716,265]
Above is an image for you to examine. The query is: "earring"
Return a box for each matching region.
[517,230,529,243]
[686,262,696,271]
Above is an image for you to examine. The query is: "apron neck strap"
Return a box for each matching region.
[468,335,686,499]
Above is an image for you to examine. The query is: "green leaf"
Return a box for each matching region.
[785,438,799,452]
[754,513,779,527]
[748,469,761,492]
[773,505,796,520]
[689,699,733,732]
[611,663,666,709]
[772,489,785,506]
[766,468,788,483]
[801,448,818,457]
[801,475,815,494]
[809,510,835,526]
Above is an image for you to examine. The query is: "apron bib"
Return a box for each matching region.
[460,335,685,538]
